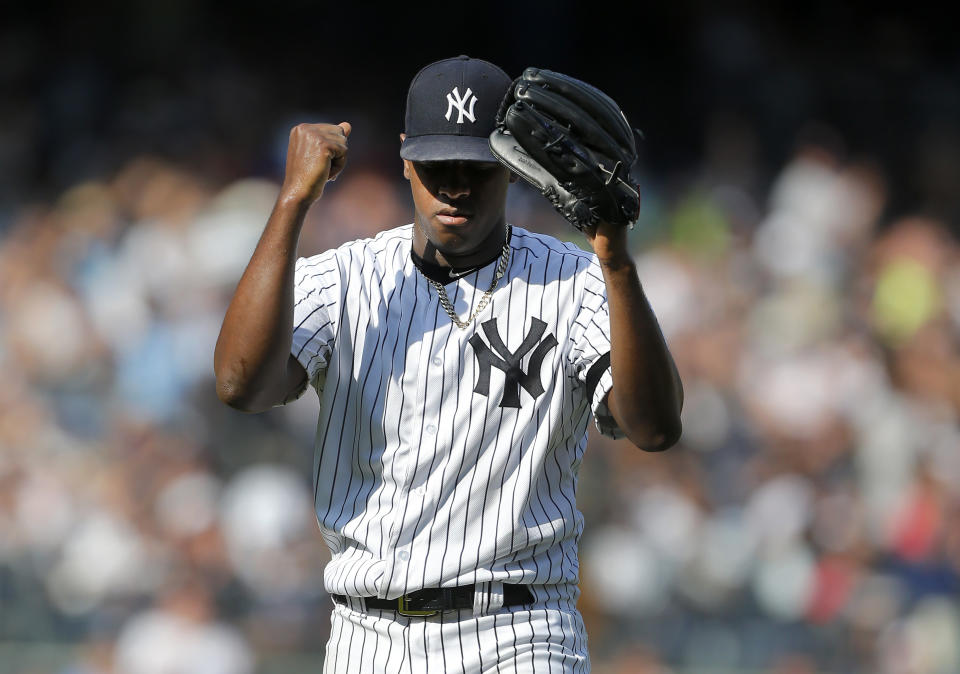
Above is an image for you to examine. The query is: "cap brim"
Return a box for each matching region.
[400,135,497,162]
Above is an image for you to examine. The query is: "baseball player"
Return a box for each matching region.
[214,55,682,672]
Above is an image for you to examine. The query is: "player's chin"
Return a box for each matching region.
[430,217,476,246]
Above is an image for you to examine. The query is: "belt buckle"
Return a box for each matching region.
[396,594,439,617]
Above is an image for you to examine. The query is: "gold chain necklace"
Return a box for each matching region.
[420,226,511,330]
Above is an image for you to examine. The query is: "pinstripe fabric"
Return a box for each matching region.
[322,586,589,673]
[290,224,620,605]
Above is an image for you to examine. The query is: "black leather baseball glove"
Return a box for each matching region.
[489,68,641,231]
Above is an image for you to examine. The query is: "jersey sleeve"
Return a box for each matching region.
[289,252,341,400]
[568,259,624,439]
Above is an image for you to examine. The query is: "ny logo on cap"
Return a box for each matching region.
[445,87,478,124]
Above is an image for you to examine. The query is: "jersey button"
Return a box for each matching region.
[432,357,442,367]
[397,550,410,561]
[425,424,436,435]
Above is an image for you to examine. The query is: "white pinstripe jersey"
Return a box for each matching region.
[290,224,622,601]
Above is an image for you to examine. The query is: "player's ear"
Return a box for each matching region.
[399,134,412,180]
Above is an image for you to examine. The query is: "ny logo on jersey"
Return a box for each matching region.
[469,318,558,408]
[445,87,477,124]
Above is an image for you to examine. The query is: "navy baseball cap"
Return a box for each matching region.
[400,55,512,162]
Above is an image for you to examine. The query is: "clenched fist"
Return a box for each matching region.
[280,122,351,206]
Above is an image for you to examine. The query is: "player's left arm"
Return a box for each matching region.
[585,221,683,451]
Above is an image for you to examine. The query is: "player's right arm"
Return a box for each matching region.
[214,122,351,412]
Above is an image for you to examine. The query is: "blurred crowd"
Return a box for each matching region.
[1,127,958,674]
[578,145,960,674]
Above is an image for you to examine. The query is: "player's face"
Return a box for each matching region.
[404,157,511,266]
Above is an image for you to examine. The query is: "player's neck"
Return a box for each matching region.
[412,227,512,285]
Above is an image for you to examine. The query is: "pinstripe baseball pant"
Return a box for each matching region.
[322,584,590,673]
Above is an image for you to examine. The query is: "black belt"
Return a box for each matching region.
[331,583,534,617]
